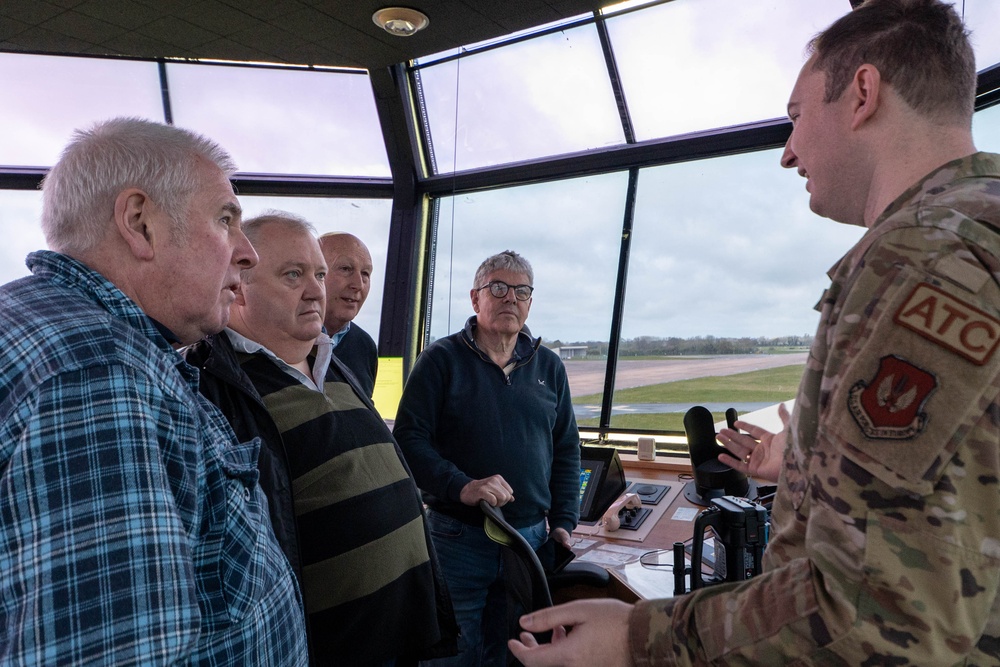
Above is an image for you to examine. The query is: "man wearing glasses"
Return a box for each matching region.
[394,250,581,667]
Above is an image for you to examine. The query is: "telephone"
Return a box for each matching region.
[601,492,642,531]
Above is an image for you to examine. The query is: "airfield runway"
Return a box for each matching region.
[563,353,808,396]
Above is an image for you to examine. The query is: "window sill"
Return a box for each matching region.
[618,452,692,474]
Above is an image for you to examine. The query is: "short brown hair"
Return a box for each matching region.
[809,0,975,124]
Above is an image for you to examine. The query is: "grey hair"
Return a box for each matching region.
[40,117,238,254]
[473,250,534,288]
[240,210,318,280]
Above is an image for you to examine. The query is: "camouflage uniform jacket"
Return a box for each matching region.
[630,152,1000,666]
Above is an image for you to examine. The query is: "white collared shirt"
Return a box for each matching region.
[225,328,333,392]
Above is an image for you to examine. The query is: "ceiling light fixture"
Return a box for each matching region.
[372,7,430,37]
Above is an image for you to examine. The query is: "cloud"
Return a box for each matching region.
[5,0,1000,353]
[167,64,390,177]
[0,191,46,286]
[429,147,864,343]
[0,53,164,166]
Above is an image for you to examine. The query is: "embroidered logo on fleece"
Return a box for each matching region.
[848,355,937,439]
[895,282,1000,365]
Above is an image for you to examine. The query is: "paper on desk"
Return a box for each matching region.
[570,539,599,553]
[671,507,699,522]
[577,544,649,567]
[578,550,638,567]
[599,543,650,557]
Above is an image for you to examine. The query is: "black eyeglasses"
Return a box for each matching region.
[475,280,534,301]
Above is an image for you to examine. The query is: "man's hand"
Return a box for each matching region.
[508,599,634,667]
[550,527,572,549]
[716,402,790,484]
[459,474,514,507]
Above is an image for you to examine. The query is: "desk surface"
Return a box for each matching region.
[569,461,703,602]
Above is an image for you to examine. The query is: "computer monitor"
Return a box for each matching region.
[579,446,626,523]
[579,460,605,520]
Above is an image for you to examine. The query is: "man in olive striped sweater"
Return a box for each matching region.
[189,211,456,666]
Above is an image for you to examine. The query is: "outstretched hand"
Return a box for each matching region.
[508,599,634,667]
[716,402,791,484]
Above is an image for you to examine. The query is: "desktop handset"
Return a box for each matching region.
[601,492,641,531]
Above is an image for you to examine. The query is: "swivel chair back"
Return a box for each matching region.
[480,500,553,664]
[479,500,612,664]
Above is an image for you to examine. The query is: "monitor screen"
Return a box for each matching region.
[579,459,606,521]
[578,445,627,522]
[579,468,592,502]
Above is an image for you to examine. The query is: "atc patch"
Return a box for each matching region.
[895,283,1000,365]
[848,355,937,439]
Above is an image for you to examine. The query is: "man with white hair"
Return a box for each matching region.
[0,118,307,665]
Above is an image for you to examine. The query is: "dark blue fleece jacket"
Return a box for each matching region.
[393,316,581,532]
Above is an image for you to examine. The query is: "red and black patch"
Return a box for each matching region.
[847,355,937,439]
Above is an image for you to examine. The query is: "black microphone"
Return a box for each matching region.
[725,407,739,432]
[684,405,720,469]
[684,405,749,504]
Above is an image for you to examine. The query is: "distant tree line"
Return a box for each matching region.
[544,334,814,357]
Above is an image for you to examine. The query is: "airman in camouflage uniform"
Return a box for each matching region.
[509,1,1000,665]
[629,153,1000,665]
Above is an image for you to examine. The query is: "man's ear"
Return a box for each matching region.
[113,188,157,260]
[470,288,481,313]
[850,64,882,130]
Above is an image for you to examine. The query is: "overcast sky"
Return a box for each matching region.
[2,0,999,347]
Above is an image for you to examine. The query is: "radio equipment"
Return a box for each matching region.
[689,495,768,590]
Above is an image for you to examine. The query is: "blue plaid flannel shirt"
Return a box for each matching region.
[0,251,307,665]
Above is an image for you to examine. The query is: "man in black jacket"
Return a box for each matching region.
[185,211,456,666]
[319,232,378,398]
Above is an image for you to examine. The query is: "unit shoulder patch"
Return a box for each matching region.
[847,355,937,440]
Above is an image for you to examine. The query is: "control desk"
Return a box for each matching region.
[565,454,715,603]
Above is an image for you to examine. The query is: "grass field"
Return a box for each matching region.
[574,364,803,433]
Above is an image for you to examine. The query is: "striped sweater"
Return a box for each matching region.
[238,350,443,665]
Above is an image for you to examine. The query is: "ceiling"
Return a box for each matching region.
[0,0,610,71]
